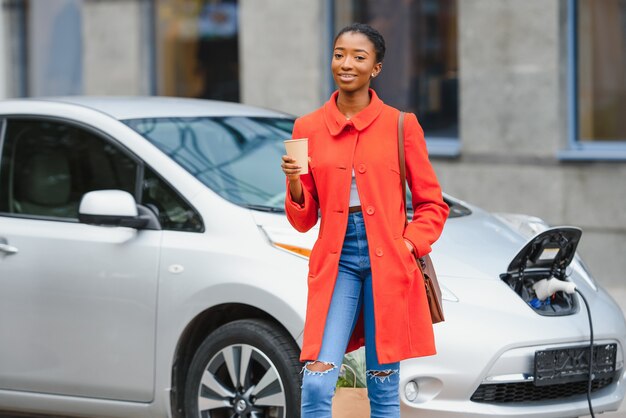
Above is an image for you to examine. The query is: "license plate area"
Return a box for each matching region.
[534,343,617,386]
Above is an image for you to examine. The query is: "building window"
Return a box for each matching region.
[563,0,626,159]
[5,0,83,97]
[334,0,459,155]
[577,0,626,143]
[30,0,83,96]
[2,0,28,97]
[154,0,239,102]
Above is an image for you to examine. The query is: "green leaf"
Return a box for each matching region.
[336,347,367,388]
[336,376,352,388]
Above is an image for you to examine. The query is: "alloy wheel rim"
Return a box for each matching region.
[196,343,286,418]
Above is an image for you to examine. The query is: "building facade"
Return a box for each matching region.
[1,0,625,287]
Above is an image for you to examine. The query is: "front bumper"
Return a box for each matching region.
[400,377,624,418]
[400,348,624,418]
[398,278,626,417]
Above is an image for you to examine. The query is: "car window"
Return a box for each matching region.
[124,117,293,211]
[0,118,136,220]
[124,116,469,218]
[141,166,203,232]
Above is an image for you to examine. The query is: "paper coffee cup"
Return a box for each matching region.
[284,138,308,175]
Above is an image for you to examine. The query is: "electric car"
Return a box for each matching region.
[0,97,624,418]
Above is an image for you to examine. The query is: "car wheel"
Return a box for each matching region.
[184,319,302,418]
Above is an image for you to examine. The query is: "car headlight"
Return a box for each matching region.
[272,242,311,258]
[258,225,313,258]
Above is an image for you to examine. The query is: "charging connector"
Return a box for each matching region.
[532,277,577,301]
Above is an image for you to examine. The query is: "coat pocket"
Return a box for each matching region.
[394,236,418,274]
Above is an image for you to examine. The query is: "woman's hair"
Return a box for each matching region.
[334,23,386,63]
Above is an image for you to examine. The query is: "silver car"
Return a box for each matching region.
[0,97,624,418]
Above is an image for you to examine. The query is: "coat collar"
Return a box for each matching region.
[323,89,384,136]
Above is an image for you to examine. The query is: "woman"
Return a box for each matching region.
[281,23,449,417]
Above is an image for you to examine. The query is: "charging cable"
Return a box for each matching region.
[533,279,595,417]
[576,287,595,418]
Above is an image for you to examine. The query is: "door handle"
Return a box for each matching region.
[0,238,18,255]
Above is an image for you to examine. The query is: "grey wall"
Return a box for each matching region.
[239,0,329,116]
[0,0,622,285]
[0,6,9,99]
[28,0,83,96]
[238,0,626,285]
[435,0,626,285]
[440,0,563,219]
[83,0,147,95]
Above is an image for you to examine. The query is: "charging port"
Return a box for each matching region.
[500,227,582,316]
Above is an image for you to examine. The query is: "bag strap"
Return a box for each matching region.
[397,111,407,226]
[398,112,428,271]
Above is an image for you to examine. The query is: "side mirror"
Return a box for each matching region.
[79,190,149,229]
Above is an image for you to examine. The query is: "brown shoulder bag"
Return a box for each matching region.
[397,111,445,324]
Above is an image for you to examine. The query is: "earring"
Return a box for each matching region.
[371,73,376,78]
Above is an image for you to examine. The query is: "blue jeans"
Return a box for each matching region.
[301,211,400,418]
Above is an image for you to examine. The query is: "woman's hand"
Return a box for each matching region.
[281,155,305,204]
[404,238,415,254]
[281,155,302,182]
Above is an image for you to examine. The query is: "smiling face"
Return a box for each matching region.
[332,31,382,95]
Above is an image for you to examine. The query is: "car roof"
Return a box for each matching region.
[21,96,293,120]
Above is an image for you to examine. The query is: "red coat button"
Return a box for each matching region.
[358,164,367,173]
[366,206,375,215]
[375,247,384,257]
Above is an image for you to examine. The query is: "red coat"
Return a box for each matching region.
[286,90,449,364]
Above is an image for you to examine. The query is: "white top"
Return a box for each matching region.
[349,168,361,207]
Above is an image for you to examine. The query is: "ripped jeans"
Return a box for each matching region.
[301,211,400,418]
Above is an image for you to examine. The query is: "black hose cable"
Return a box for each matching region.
[576,288,595,418]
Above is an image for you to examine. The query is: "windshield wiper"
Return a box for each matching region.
[244,204,285,213]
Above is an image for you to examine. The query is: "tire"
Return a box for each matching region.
[184,319,302,418]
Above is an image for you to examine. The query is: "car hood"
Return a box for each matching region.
[251,205,533,282]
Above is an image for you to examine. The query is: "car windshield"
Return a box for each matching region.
[123,115,469,217]
[124,116,294,211]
